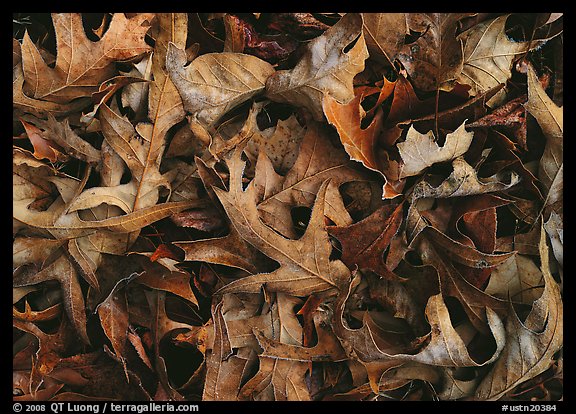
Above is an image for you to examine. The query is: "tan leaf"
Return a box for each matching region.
[411,157,520,201]
[397,122,474,178]
[166,43,275,127]
[96,276,132,378]
[334,273,505,366]
[485,255,544,305]
[13,254,90,344]
[544,211,563,268]
[265,13,368,120]
[238,357,310,401]
[397,13,472,92]
[256,120,366,239]
[214,150,350,296]
[202,301,254,400]
[134,254,198,307]
[245,114,305,175]
[457,14,544,105]
[13,39,90,118]
[362,13,407,66]
[438,367,480,400]
[13,237,66,269]
[525,65,563,260]
[98,104,170,211]
[253,310,347,363]
[475,225,563,400]
[21,13,153,103]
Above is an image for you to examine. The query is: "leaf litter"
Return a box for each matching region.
[13,12,562,402]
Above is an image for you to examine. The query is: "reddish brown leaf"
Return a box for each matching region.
[328,203,404,280]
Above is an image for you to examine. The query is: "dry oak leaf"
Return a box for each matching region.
[166,43,275,127]
[265,13,368,121]
[21,13,153,104]
[202,301,255,401]
[397,13,473,92]
[525,64,563,267]
[334,272,505,367]
[13,39,89,118]
[13,254,90,345]
[456,14,545,105]
[327,203,404,281]
[475,225,563,400]
[485,254,544,305]
[254,120,365,239]
[238,356,310,401]
[214,149,351,296]
[323,88,384,174]
[174,156,266,274]
[245,114,306,175]
[397,121,474,178]
[362,13,408,67]
[410,156,520,201]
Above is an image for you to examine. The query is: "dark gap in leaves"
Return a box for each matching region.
[453,366,477,381]
[404,28,424,45]
[256,102,294,130]
[199,13,225,42]
[342,33,360,54]
[119,168,132,185]
[82,13,108,42]
[468,330,498,365]
[404,250,423,267]
[165,294,202,326]
[443,296,467,328]
[160,335,203,389]
[496,206,518,238]
[290,206,311,239]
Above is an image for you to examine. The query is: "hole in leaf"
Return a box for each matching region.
[291,206,311,238]
[342,33,360,54]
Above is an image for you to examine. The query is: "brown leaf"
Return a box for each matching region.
[410,157,520,201]
[14,254,90,344]
[475,225,563,400]
[328,203,404,280]
[253,310,347,363]
[323,88,384,173]
[21,13,153,103]
[20,119,63,163]
[96,275,133,378]
[135,253,198,307]
[334,272,505,366]
[166,44,275,127]
[397,13,472,92]
[202,301,254,400]
[256,120,367,239]
[362,13,408,66]
[397,121,474,178]
[457,14,544,105]
[214,156,350,295]
[265,13,368,120]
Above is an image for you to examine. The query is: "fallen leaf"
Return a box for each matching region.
[362,13,408,66]
[475,225,563,400]
[265,13,368,120]
[456,14,545,105]
[397,13,473,92]
[214,151,350,296]
[328,203,404,280]
[166,43,275,127]
[255,120,367,239]
[410,157,520,201]
[21,13,153,103]
[323,88,384,173]
[397,121,474,178]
